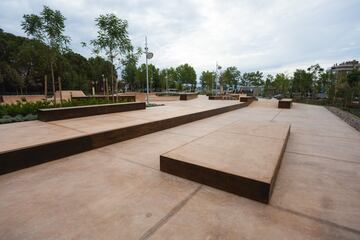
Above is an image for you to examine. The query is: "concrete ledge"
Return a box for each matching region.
[0,102,249,175]
[160,122,290,203]
[180,93,198,101]
[72,95,136,102]
[209,95,236,100]
[278,99,293,109]
[38,102,145,122]
[240,96,256,103]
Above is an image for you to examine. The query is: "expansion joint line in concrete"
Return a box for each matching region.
[270,109,282,122]
[46,121,88,134]
[94,148,159,172]
[285,150,360,165]
[270,205,360,236]
[289,131,360,141]
[139,185,202,240]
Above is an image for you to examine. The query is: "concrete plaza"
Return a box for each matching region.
[0,97,359,239]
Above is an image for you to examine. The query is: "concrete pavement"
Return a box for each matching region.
[0,98,359,239]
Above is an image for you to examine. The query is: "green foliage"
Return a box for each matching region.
[292,69,312,96]
[0,29,116,94]
[159,67,178,90]
[176,64,197,90]
[134,64,160,91]
[263,74,274,97]
[0,97,133,124]
[22,6,71,52]
[89,13,133,96]
[347,69,360,88]
[90,14,132,59]
[241,71,264,86]
[122,47,142,90]
[0,100,52,117]
[221,66,241,87]
[21,5,70,104]
[200,71,215,93]
[273,73,290,95]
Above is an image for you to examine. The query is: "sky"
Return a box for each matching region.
[0,0,360,76]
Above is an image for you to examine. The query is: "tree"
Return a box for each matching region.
[241,71,264,86]
[273,73,290,95]
[263,74,274,97]
[307,64,324,96]
[22,5,70,103]
[121,47,142,91]
[159,67,178,90]
[88,56,115,93]
[346,69,360,105]
[176,64,197,91]
[200,71,215,93]
[292,69,312,97]
[221,66,241,88]
[59,51,90,92]
[89,13,132,100]
[135,64,159,91]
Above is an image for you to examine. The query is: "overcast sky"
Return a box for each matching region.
[1,0,359,76]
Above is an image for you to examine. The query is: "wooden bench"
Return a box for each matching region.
[278,98,293,109]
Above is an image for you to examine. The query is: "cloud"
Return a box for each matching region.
[0,0,359,76]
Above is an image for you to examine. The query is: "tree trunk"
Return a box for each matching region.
[51,61,56,105]
[110,56,115,102]
[58,76,62,106]
[44,75,48,101]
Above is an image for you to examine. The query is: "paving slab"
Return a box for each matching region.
[272,152,360,232]
[97,131,197,170]
[0,150,199,240]
[149,186,359,240]
[160,122,290,203]
[286,133,360,162]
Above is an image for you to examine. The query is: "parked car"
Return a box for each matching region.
[316,93,328,99]
[273,94,283,100]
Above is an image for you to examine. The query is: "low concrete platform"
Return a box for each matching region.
[240,95,256,102]
[179,93,198,101]
[0,97,249,175]
[278,98,293,108]
[38,102,145,121]
[160,122,290,203]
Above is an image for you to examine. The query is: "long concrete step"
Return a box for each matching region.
[0,102,249,175]
[160,122,290,203]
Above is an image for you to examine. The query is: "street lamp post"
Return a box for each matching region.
[144,36,153,105]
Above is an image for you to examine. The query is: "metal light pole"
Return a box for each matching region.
[144,36,153,105]
[145,37,149,104]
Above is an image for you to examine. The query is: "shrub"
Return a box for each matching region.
[0,97,132,124]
